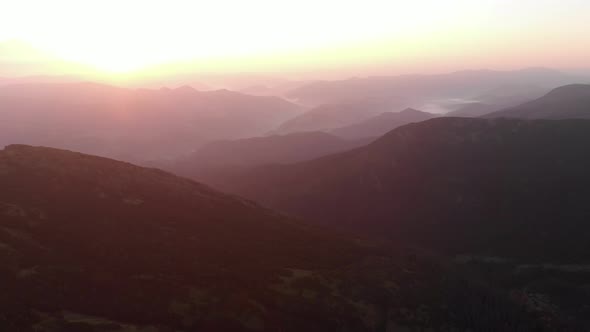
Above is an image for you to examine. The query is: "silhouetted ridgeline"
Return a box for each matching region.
[0,82,301,162]
[197,118,590,263]
[330,108,437,139]
[485,84,590,119]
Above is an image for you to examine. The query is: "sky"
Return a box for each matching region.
[0,0,589,79]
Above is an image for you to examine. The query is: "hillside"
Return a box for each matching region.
[330,108,436,139]
[485,84,590,119]
[3,144,558,331]
[0,144,382,331]
[200,118,590,264]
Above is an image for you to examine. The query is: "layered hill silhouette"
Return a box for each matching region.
[445,102,516,117]
[445,102,504,117]
[0,82,300,162]
[1,144,558,331]
[273,99,405,134]
[330,108,436,139]
[287,68,581,106]
[485,84,590,119]
[170,132,373,186]
[176,131,372,169]
[199,118,590,263]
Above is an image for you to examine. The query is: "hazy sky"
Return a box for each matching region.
[1,0,589,78]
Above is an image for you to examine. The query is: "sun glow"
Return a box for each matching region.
[1,0,589,76]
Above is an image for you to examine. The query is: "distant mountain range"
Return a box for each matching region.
[287,68,585,106]
[445,102,505,117]
[330,108,437,139]
[443,84,546,117]
[273,99,406,134]
[0,82,301,162]
[0,144,555,331]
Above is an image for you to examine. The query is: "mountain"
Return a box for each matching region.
[287,68,582,107]
[485,84,590,119]
[445,85,547,117]
[0,82,301,162]
[128,71,311,94]
[273,99,406,135]
[239,80,311,98]
[445,102,505,117]
[173,117,590,329]
[176,131,372,169]
[330,108,437,139]
[200,118,590,264]
[169,132,374,185]
[473,84,548,105]
[0,144,396,331]
[0,144,555,331]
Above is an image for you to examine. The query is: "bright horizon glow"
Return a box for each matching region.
[0,0,589,77]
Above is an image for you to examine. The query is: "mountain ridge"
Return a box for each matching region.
[194,117,590,263]
[287,68,582,106]
[484,84,590,119]
[330,108,437,139]
[0,82,301,162]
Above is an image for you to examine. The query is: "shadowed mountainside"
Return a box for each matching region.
[0,144,560,331]
[485,84,590,119]
[196,118,590,264]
